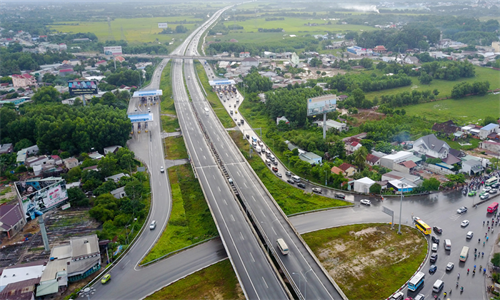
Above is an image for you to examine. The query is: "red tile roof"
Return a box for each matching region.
[339,162,356,172]
[351,141,359,147]
[331,166,343,175]
[366,154,380,164]
[401,160,417,168]
[12,74,33,79]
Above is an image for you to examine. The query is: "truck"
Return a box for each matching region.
[255,146,262,153]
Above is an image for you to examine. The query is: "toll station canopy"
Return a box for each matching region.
[133,90,163,97]
[128,113,153,123]
[208,79,235,86]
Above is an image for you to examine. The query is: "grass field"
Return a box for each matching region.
[50,16,202,43]
[164,137,188,160]
[365,66,500,100]
[303,223,427,300]
[194,61,235,128]
[230,131,350,215]
[141,164,217,265]
[160,115,180,132]
[146,259,244,300]
[404,93,500,124]
[160,61,176,115]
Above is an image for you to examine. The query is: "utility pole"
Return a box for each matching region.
[398,182,407,234]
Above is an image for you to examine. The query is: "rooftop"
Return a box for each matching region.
[482,123,499,131]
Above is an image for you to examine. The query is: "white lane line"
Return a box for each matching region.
[218,186,221,191]
[240,232,245,240]
[250,252,255,262]
[223,199,227,205]
[244,182,248,188]
[261,277,268,289]
[231,214,235,222]
[252,196,256,202]
[272,227,277,235]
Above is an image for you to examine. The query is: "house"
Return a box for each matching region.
[331,166,343,175]
[337,95,348,101]
[111,187,127,199]
[431,120,459,137]
[290,52,300,66]
[59,43,67,51]
[0,203,25,239]
[59,68,74,76]
[239,52,250,58]
[299,152,322,165]
[480,140,500,154]
[0,277,40,300]
[276,116,289,125]
[345,140,362,154]
[366,154,381,166]
[0,261,46,290]
[393,160,417,174]
[105,173,130,183]
[372,45,387,53]
[82,165,98,172]
[339,163,357,177]
[314,119,347,132]
[412,134,451,159]
[48,155,63,165]
[241,57,259,67]
[480,123,499,140]
[461,159,483,175]
[37,235,100,298]
[88,152,104,160]
[387,179,416,194]
[379,151,413,170]
[25,155,49,168]
[353,177,375,193]
[103,145,122,155]
[63,157,79,170]
[11,74,37,88]
[347,46,373,56]
[382,171,421,184]
[0,143,13,154]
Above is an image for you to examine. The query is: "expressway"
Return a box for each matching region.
[183,34,346,300]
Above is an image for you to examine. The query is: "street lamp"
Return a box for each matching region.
[398,182,407,235]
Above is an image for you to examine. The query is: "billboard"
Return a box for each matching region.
[15,178,68,221]
[307,94,337,116]
[68,80,98,96]
[103,46,123,55]
[158,23,168,29]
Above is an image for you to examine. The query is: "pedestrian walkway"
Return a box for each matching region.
[161,131,182,138]
[165,158,189,168]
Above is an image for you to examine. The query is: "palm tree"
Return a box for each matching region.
[353,146,369,169]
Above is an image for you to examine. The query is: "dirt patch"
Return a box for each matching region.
[303,223,427,300]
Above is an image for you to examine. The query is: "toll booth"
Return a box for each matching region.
[133,90,163,107]
[128,113,153,135]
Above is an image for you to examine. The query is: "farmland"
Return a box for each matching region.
[50,16,203,43]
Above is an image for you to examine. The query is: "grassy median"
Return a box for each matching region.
[146,259,244,300]
[160,61,175,115]
[230,131,350,215]
[194,61,235,128]
[163,136,188,160]
[141,164,217,265]
[303,223,427,300]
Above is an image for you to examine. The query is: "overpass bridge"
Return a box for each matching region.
[74,52,271,62]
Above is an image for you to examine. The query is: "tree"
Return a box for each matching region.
[68,187,89,207]
[422,178,441,191]
[483,116,498,126]
[376,61,387,70]
[98,155,118,178]
[353,147,369,169]
[359,58,373,69]
[492,253,500,267]
[352,88,366,108]
[31,86,61,104]
[369,183,382,194]
[124,179,144,202]
[418,72,433,85]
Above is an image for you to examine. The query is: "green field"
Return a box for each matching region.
[194,61,235,128]
[405,93,500,124]
[303,223,427,300]
[50,16,202,43]
[164,136,188,160]
[230,131,350,215]
[141,164,217,265]
[365,66,500,100]
[146,259,244,300]
[160,115,180,132]
[160,61,176,115]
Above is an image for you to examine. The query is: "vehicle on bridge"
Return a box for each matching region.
[276,238,289,255]
[415,219,431,235]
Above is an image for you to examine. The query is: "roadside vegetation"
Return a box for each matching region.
[303,223,427,300]
[160,61,175,115]
[141,164,217,265]
[194,61,235,128]
[146,259,244,300]
[160,116,180,133]
[163,136,188,160]
[230,131,350,215]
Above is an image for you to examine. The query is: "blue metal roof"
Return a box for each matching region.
[482,123,498,131]
[128,113,153,123]
[133,90,162,97]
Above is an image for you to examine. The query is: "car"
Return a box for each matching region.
[360,199,371,206]
[490,189,498,194]
[430,253,438,263]
[272,166,278,172]
[273,160,278,166]
[285,171,292,177]
[492,183,500,189]
[335,193,346,199]
[431,236,440,244]
[389,291,404,300]
[312,187,322,194]
[101,273,111,284]
[160,166,164,173]
[297,183,306,188]
[276,172,282,178]
[481,193,490,200]
[484,186,492,191]
[429,264,437,274]
[468,190,477,196]
[461,220,470,227]
[457,206,468,214]
[414,293,425,300]
[466,231,474,239]
[149,220,156,230]
[446,262,455,271]
[431,243,438,251]
[287,179,295,184]
[413,216,421,222]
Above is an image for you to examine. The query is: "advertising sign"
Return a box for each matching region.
[103,46,123,55]
[158,23,168,29]
[307,94,337,116]
[68,80,98,96]
[15,178,68,221]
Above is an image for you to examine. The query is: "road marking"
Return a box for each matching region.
[250,252,255,262]
[261,209,265,216]
[218,186,221,191]
[240,232,245,240]
[223,199,227,205]
[252,196,256,202]
[261,277,268,289]
[231,214,235,222]
[272,227,277,235]
[244,182,248,188]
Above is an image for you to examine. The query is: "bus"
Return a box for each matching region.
[460,246,469,262]
[486,177,498,186]
[407,271,425,291]
[415,219,432,235]
[277,238,289,255]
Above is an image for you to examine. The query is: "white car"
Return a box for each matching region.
[457,206,468,214]
[461,220,470,227]
[276,172,282,178]
[466,231,474,239]
[431,243,438,252]
[446,262,455,271]
[160,166,164,173]
[360,199,371,206]
[484,186,492,191]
